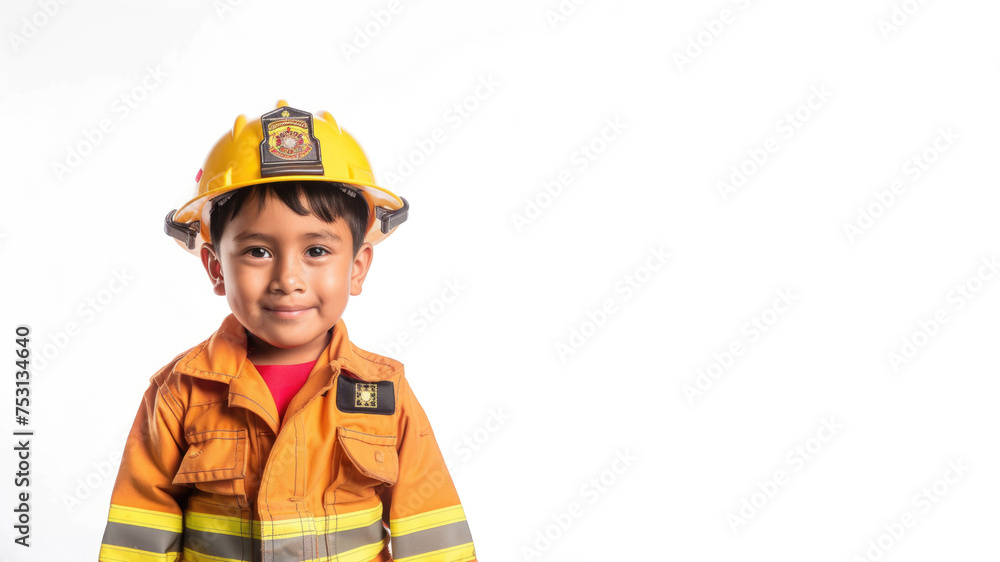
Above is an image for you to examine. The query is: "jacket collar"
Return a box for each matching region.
[173,313,393,385]
[173,314,397,434]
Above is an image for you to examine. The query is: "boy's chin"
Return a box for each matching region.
[252,335,312,350]
[243,326,335,354]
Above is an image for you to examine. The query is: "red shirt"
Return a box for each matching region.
[254,360,317,422]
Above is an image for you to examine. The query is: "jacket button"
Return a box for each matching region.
[374,450,384,463]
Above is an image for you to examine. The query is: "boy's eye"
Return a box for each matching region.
[307,247,329,258]
[247,247,271,258]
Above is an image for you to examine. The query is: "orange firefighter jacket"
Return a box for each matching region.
[99,314,476,562]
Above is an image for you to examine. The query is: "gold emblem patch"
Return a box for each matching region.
[337,378,394,415]
[265,118,315,161]
[355,383,378,408]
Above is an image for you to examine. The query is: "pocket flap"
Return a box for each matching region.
[172,429,247,485]
[337,427,398,485]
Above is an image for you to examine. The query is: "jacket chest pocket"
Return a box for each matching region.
[173,429,248,499]
[330,427,398,503]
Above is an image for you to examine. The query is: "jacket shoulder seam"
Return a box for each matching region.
[145,347,200,423]
[178,339,238,380]
[348,342,404,375]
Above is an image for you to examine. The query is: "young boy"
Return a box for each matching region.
[99,102,476,562]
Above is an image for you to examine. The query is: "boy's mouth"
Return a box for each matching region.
[263,305,314,319]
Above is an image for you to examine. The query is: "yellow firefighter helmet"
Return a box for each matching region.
[164,100,408,254]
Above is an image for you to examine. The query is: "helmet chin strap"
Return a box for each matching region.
[376,197,409,234]
[164,196,408,250]
[163,210,200,250]
[338,184,409,234]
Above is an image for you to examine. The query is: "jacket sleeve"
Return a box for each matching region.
[381,375,477,562]
[99,376,189,561]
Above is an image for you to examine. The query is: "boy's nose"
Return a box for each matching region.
[269,256,305,294]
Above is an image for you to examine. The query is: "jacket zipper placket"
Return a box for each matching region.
[256,367,341,562]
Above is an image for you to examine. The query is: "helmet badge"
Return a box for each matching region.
[259,106,324,178]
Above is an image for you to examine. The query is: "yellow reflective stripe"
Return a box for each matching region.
[184,510,250,537]
[332,503,385,531]
[184,503,384,539]
[262,517,318,540]
[262,503,383,539]
[390,505,467,536]
[98,543,181,562]
[107,504,183,532]
[394,542,476,562]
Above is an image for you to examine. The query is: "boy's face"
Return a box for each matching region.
[200,191,373,364]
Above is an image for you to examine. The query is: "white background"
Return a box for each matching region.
[2,0,999,560]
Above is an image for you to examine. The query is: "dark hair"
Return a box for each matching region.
[208,181,369,257]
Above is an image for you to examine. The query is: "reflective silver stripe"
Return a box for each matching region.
[183,518,386,561]
[317,519,386,558]
[269,530,312,561]
[391,520,474,559]
[184,528,255,560]
[102,520,183,553]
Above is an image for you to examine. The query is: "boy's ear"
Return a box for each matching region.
[350,243,374,296]
[200,244,226,296]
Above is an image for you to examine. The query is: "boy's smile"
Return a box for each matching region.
[201,192,373,365]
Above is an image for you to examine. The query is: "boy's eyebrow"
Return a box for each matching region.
[231,231,343,243]
[301,231,343,243]
[232,232,271,244]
